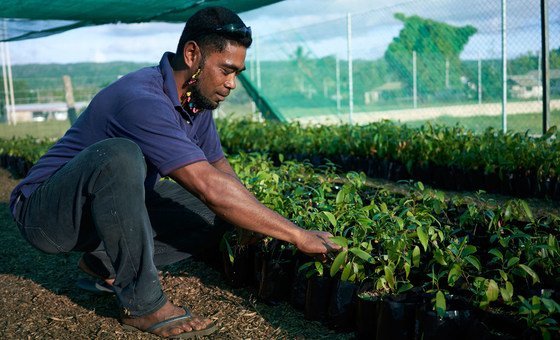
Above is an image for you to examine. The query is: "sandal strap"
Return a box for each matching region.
[145,306,192,333]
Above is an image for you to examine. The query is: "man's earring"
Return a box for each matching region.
[186,68,201,87]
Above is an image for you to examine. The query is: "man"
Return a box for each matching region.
[10,6,340,339]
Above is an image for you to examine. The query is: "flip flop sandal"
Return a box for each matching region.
[122,306,218,339]
[76,278,115,294]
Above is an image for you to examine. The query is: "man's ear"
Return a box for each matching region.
[183,41,201,69]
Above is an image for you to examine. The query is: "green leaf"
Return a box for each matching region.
[542,297,560,313]
[507,257,520,268]
[330,236,348,249]
[434,248,447,266]
[436,290,447,318]
[341,262,353,281]
[488,248,503,261]
[448,264,462,286]
[412,245,421,267]
[486,279,499,302]
[395,216,404,230]
[498,269,508,282]
[500,281,514,302]
[518,264,540,284]
[298,262,313,273]
[380,202,388,213]
[314,261,324,277]
[350,248,374,264]
[464,255,481,272]
[417,226,429,251]
[404,262,411,279]
[223,238,234,264]
[323,211,337,228]
[418,182,425,191]
[384,266,395,291]
[519,200,534,221]
[330,251,348,277]
[336,189,346,204]
[531,296,541,315]
[396,283,413,295]
[462,245,477,257]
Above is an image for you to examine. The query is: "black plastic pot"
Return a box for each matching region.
[499,172,515,196]
[484,172,500,194]
[476,304,524,339]
[466,168,486,191]
[355,294,382,340]
[327,279,357,331]
[257,245,296,305]
[376,294,421,340]
[366,158,380,178]
[387,160,408,181]
[305,275,333,321]
[222,245,255,288]
[512,170,533,198]
[417,295,476,340]
[289,254,312,310]
[413,164,432,185]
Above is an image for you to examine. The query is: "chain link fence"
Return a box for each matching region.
[244,0,560,134]
[1,0,559,135]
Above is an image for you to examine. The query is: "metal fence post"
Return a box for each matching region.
[541,0,550,134]
[413,51,417,109]
[347,12,353,124]
[478,53,482,105]
[336,54,341,116]
[501,0,507,133]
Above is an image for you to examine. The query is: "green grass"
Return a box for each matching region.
[0,120,70,139]
[405,111,560,134]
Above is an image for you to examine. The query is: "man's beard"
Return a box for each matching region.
[190,78,219,111]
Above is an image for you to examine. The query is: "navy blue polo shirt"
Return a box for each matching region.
[10,52,224,216]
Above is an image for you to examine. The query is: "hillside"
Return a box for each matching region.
[9,61,152,103]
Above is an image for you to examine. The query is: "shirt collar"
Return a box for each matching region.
[159,52,194,122]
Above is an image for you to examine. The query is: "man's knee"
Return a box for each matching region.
[95,138,146,178]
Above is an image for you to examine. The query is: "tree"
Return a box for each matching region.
[290,45,313,94]
[384,13,477,97]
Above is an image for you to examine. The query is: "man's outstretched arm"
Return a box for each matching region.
[170,160,340,256]
[210,157,240,182]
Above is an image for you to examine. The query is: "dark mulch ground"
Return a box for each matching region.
[0,168,351,339]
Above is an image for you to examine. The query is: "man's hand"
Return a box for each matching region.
[294,230,342,261]
[171,161,342,255]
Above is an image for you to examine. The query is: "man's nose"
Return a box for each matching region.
[225,75,236,90]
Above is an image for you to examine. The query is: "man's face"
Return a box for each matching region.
[191,42,247,110]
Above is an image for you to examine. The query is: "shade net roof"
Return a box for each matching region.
[0,0,281,41]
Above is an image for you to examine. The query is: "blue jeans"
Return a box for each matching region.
[14,138,230,317]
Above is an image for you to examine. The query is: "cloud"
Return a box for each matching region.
[99,22,183,37]
[6,0,560,65]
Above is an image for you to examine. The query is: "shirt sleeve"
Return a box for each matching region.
[196,111,224,163]
[109,96,207,175]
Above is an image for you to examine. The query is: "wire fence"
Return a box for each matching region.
[1,0,559,135]
[244,0,560,134]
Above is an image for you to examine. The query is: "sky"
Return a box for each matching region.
[5,0,560,65]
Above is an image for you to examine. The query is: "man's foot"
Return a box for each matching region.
[122,301,217,338]
[78,255,115,286]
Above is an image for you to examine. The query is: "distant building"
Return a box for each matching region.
[509,69,560,99]
[5,101,89,123]
[364,82,403,104]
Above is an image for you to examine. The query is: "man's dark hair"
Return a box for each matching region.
[175,6,252,56]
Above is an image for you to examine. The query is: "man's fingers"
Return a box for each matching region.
[315,253,328,263]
